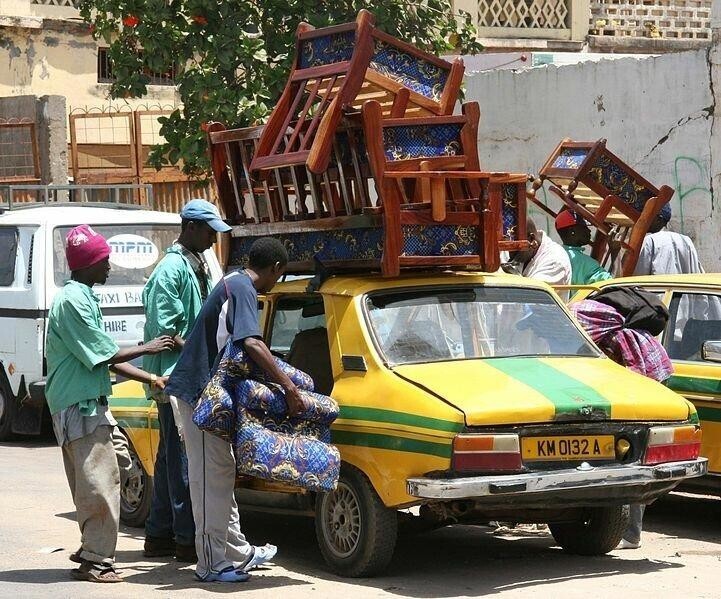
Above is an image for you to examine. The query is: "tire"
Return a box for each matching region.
[315,465,398,577]
[550,505,630,555]
[118,432,153,528]
[0,378,16,441]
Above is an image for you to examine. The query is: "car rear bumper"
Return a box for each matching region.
[407,458,708,503]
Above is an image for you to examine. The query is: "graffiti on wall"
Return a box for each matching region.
[672,156,713,233]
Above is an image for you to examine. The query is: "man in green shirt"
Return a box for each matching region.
[142,199,230,562]
[46,225,174,583]
[555,209,613,286]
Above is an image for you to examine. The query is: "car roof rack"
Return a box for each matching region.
[0,184,155,213]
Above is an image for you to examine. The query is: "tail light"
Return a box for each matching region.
[642,425,702,465]
[452,434,522,472]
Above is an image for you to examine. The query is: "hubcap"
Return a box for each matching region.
[321,481,362,558]
[120,448,145,513]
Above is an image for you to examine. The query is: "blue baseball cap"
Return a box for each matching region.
[180,199,232,233]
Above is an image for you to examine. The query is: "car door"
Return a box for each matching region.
[662,288,721,479]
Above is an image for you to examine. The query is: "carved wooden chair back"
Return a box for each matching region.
[250,10,464,177]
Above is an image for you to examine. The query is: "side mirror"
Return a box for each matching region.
[702,340,721,363]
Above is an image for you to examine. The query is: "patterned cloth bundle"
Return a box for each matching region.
[193,342,340,492]
[571,299,673,382]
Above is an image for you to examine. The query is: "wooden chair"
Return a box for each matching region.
[361,100,527,276]
[250,10,464,176]
[528,138,674,276]
[206,121,372,224]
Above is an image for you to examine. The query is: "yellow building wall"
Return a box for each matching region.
[0,22,180,118]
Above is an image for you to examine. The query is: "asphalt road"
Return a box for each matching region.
[1,440,719,599]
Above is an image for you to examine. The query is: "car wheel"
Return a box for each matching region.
[549,505,630,555]
[315,465,397,577]
[0,378,16,441]
[118,432,153,528]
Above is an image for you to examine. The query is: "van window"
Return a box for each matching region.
[0,227,18,286]
[53,224,179,286]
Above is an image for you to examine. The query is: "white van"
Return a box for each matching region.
[0,203,223,440]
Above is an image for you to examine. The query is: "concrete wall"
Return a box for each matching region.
[0,22,179,118]
[465,46,720,270]
[0,94,67,184]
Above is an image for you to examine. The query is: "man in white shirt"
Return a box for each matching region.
[634,203,703,276]
[504,218,572,287]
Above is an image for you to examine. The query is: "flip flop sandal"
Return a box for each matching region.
[69,549,82,564]
[70,560,123,583]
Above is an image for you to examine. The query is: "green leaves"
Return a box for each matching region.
[80,0,482,177]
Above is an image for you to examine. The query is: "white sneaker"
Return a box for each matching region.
[615,538,641,550]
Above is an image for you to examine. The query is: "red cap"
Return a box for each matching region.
[65,225,111,271]
[554,210,583,231]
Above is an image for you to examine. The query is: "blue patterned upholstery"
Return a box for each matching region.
[551,147,589,170]
[587,152,654,211]
[382,123,462,161]
[502,183,521,241]
[371,40,449,101]
[193,343,340,493]
[299,30,356,68]
[230,223,482,268]
[401,224,477,256]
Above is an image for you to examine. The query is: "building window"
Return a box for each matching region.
[97,48,177,86]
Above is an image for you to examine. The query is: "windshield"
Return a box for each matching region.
[54,224,179,287]
[365,286,599,365]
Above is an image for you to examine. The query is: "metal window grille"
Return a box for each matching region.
[97,48,177,86]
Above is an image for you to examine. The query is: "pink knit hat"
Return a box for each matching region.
[65,225,111,271]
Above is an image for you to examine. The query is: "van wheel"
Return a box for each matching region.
[315,465,397,577]
[119,432,153,528]
[550,505,629,555]
[0,379,16,441]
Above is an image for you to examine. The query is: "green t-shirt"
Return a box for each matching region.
[563,245,613,286]
[142,247,210,396]
[45,280,119,415]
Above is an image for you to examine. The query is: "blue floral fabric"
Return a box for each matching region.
[382,123,462,161]
[229,223,483,268]
[370,40,449,101]
[193,342,340,493]
[299,31,356,68]
[502,183,521,241]
[587,152,655,212]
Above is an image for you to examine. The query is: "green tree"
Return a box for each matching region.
[79,1,482,176]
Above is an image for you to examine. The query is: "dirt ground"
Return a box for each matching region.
[1,440,719,599]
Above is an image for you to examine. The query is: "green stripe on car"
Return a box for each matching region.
[485,357,612,420]
[338,406,463,433]
[666,375,721,396]
[332,430,452,458]
[697,406,721,423]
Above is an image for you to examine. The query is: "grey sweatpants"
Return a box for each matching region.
[61,424,120,566]
[176,399,253,578]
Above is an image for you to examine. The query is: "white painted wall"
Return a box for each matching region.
[465,47,719,271]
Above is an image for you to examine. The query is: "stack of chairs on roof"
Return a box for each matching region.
[206,9,527,276]
[206,10,672,278]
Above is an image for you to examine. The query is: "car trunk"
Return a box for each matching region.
[393,356,691,426]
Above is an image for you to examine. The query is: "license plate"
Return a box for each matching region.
[522,435,615,461]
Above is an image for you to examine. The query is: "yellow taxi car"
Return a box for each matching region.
[571,274,721,496]
[110,271,707,577]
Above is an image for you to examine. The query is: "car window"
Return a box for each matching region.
[269,295,326,356]
[365,286,598,365]
[0,227,18,286]
[53,224,179,287]
[665,291,721,362]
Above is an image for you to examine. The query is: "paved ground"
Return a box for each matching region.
[0,441,719,599]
